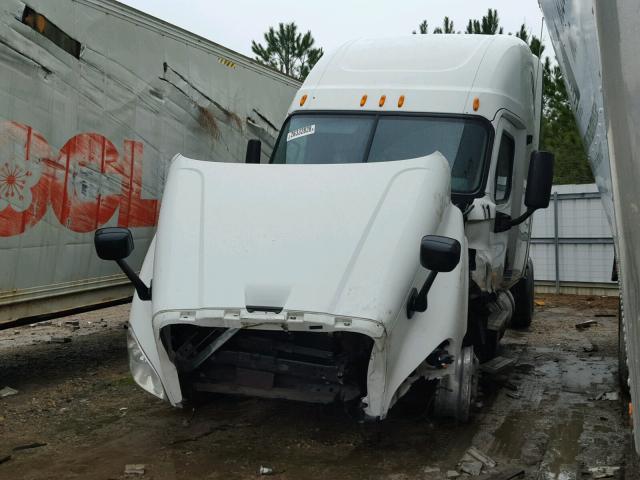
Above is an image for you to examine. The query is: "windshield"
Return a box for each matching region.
[271,114,491,193]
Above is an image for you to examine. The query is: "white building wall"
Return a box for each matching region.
[529,184,615,285]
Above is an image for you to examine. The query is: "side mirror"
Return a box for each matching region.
[420,235,462,273]
[408,235,461,318]
[495,150,555,233]
[525,151,554,210]
[245,139,261,163]
[95,227,134,260]
[94,227,151,301]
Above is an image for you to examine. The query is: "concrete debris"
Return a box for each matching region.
[48,336,71,344]
[459,460,483,476]
[124,464,146,475]
[12,442,47,451]
[586,466,621,478]
[447,470,461,478]
[423,467,441,474]
[575,320,598,330]
[480,357,516,375]
[476,467,525,480]
[594,391,619,401]
[259,465,274,475]
[465,447,497,468]
[0,387,18,398]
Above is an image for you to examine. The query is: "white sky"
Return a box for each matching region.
[118,0,554,61]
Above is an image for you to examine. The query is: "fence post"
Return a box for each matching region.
[553,191,560,294]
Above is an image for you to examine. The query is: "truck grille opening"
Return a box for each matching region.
[161,325,374,405]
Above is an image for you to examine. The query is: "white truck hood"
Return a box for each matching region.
[151,154,452,328]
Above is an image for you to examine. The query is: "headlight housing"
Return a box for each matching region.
[127,327,166,400]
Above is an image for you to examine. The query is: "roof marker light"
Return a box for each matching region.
[300,94,308,106]
[379,95,386,107]
[473,97,480,111]
[398,95,405,108]
[360,95,368,107]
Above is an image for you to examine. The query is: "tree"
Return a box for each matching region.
[465,9,503,34]
[413,20,428,35]
[251,22,323,81]
[433,17,455,34]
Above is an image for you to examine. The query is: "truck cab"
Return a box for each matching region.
[95,34,553,422]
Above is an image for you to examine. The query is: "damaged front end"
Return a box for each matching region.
[162,323,374,406]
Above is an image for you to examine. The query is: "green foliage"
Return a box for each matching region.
[541,65,593,183]
[251,22,323,81]
[413,20,428,35]
[412,12,592,184]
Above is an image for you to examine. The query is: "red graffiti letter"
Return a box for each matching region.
[0,122,52,237]
[117,140,158,228]
[49,133,121,233]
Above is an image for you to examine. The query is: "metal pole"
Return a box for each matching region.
[553,191,560,294]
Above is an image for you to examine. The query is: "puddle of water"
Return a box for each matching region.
[492,413,529,458]
[540,412,584,480]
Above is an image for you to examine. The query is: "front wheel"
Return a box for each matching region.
[433,346,478,422]
[510,258,534,329]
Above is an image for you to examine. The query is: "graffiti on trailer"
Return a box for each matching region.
[0,121,159,237]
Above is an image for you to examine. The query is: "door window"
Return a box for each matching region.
[494,133,515,203]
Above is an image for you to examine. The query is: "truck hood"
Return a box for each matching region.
[151,154,453,327]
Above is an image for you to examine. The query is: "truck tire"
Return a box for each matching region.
[619,301,630,395]
[510,258,534,329]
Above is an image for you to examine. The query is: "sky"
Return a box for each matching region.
[118,0,554,61]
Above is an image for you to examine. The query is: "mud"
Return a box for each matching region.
[0,295,638,479]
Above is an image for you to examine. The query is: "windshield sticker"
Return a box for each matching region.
[286,124,315,142]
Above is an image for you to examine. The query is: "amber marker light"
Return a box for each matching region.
[379,95,386,107]
[473,97,480,111]
[300,94,308,106]
[360,95,368,107]
[398,95,405,108]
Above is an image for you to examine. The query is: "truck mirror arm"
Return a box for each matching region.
[116,259,152,301]
[406,271,438,319]
[494,208,536,233]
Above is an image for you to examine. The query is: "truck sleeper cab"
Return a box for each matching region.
[95,34,553,422]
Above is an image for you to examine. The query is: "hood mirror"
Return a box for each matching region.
[408,235,461,318]
[94,227,151,301]
[525,151,554,210]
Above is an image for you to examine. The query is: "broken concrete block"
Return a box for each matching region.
[0,387,18,398]
[587,466,620,479]
[124,464,145,475]
[446,471,461,478]
[465,446,497,468]
[575,320,597,330]
[49,336,71,344]
[259,465,273,475]
[460,461,483,476]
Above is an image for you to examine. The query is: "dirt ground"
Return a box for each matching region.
[0,294,638,480]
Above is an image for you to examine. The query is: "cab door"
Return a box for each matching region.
[489,117,527,288]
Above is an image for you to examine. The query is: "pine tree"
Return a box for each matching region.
[251,22,323,81]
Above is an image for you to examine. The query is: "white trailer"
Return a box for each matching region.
[97,35,555,421]
[0,0,299,325]
[540,0,640,452]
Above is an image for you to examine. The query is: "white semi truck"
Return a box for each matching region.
[96,35,554,421]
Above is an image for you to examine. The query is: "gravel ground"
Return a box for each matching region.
[0,294,637,480]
